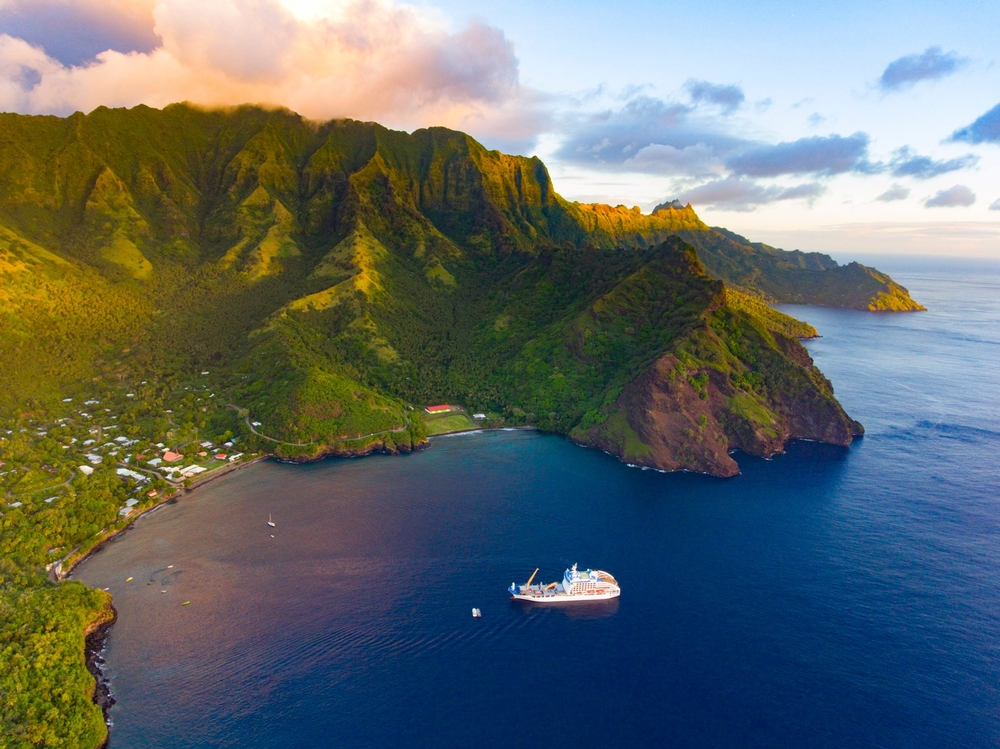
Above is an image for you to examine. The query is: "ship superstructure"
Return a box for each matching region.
[509,564,620,603]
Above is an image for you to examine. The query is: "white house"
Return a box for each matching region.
[116,468,148,482]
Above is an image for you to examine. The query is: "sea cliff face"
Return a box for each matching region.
[570,271,863,476]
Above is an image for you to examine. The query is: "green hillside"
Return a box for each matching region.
[0,103,912,748]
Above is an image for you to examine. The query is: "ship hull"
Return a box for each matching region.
[511,590,620,603]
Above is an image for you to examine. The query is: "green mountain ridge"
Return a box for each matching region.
[0,102,925,748]
[0,102,917,473]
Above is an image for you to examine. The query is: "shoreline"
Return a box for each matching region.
[428,425,537,439]
[67,428,507,741]
[84,601,118,749]
[68,454,267,745]
[67,427,523,580]
[69,422,856,746]
[59,455,268,582]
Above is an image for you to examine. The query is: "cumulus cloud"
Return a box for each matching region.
[675,177,825,212]
[684,79,744,114]
[0,0,535,137]
[555,94,746,176]
[925,185,976,208]
[989,198,1000,211]
[0,0,159,65]
[950,102,1000,145]
[878,46,968,92]
[889,147,977,179]
[876,185,909,202]
[726,133,873,177]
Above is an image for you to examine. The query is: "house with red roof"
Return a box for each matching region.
[424,404,453,414]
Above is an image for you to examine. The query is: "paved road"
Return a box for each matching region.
[228,404,410,447]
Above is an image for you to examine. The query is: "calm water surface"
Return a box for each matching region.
[77,260,1000,748]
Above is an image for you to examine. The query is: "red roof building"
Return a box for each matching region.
[425,404,453,414]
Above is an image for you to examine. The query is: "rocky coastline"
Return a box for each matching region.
[83,601,117,747]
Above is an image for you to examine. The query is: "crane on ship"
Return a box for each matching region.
[525,568,539,589]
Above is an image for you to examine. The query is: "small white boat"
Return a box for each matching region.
[267,513,275,528]
[509,564,620,603]
[472,608,482,618]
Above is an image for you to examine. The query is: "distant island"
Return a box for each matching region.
[0,103,922,748]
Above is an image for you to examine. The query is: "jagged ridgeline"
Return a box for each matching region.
[0,103,920,474]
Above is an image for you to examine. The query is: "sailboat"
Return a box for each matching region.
[267,513,275,527]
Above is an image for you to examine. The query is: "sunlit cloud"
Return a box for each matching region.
[0,0,159,65]
[0,0,539,138]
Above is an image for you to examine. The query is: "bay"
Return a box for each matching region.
[76,258,1000,748]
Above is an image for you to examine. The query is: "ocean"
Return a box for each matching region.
[76,258,1000,748]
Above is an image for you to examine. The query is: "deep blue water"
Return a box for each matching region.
[77,259,1000,748]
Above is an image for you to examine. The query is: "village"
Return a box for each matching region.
[0,371,509,577]
[0,371,266,574]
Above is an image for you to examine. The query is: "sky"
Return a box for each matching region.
[0,0,998,256]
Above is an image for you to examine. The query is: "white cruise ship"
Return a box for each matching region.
[509,564,620,603]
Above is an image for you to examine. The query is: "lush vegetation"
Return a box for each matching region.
[0,103,910,747]
[1,564,111,749]
[679,227,926,311]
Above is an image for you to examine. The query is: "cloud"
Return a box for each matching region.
[888,147,977,179]
[876,185,909,202]
[753,221,1000,257]
[0,0,158,66]
[623,142,721,176]
[878,46,968,92]
[684,79,744,114]
[556,94,878,188]
[925,185,976,208]
[555,94,747,176]
[950,102,1000,145]
[990,198,1000,211]
[0,0,534,136]
[726,133,872,177]
[675,177,825,212]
